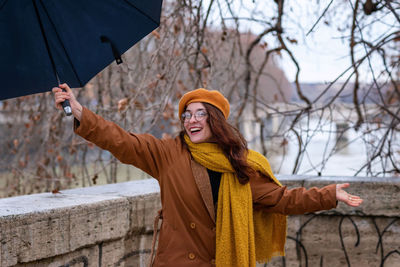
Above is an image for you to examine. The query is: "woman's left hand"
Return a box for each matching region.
[336,183,363,207]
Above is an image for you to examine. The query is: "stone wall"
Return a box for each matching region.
[1,176,399,266]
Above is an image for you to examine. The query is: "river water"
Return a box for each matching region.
[249,117,394,177]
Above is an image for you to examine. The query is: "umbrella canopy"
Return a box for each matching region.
[0,0,163,101]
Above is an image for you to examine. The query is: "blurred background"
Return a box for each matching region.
[0,0,399,197]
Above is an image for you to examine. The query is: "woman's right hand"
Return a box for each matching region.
[52,83,83,121]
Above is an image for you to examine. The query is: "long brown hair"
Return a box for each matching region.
[180,102,256,184]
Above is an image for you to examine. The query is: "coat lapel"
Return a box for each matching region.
[190,159,215,223]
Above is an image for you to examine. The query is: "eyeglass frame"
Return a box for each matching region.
[181,109,208,123]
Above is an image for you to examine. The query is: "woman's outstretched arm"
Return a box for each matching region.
[251,174,363,215]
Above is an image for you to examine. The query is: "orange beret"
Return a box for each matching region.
[178,88,230,119]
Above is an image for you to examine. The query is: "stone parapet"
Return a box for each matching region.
[0,180,160,266]
[0,176,399,266]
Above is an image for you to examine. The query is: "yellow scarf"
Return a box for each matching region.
[184,135,287,266]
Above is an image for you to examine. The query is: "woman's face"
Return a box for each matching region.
[183,102,213,143]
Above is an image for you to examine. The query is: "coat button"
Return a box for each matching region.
[188,252,196,260]
[211,259,216,265]
[190,222,196,229]
[211,227,216,232]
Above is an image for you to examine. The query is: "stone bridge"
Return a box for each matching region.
[1,175,399,266]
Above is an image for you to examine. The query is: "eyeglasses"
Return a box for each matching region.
[181,110,208,123]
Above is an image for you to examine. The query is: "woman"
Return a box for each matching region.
[53,84,362,267]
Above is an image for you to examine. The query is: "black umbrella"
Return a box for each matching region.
[0,0,163,114]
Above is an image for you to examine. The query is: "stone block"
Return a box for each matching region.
[68,198,130,251]
[16,245,99,267]
[1,209,70,266]
[129,193,161,233]
[100,234,153,267]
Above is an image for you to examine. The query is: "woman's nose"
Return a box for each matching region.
[188,115,197,123]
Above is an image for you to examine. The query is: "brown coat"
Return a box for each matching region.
[74,107,337,267]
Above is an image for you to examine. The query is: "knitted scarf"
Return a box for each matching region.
[184,135,287,266]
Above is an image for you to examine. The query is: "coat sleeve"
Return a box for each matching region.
[250,173,337,215]
[73,107,176,180]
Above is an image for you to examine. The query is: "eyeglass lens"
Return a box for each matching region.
[182,110,207,122]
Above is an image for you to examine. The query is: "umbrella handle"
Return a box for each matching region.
[61,89,72,116]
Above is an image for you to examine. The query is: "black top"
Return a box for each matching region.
[206,169,222,206]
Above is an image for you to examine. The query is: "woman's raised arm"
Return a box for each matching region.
[52,83,83,121]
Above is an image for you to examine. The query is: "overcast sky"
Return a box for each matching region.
[206,0,393,84]
[280,25,350,84]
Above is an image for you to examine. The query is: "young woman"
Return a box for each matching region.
[53,84,362,267]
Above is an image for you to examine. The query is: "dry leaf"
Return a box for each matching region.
[87,142,95,149]
[52,188,61,194]
[92,174,98,184]
[152,30,160,39]
[173,24,181,34]
[157,73,165,80]
[287,37,298,44]
[147,81,158,89]
[162,112,169,119]
[118,98,129,112]
[18,160,26,168]
[133,100,144,109]
[260,42,268,49]
[69,144,77,155]
[281,138,288,146]
[162,133,172,139]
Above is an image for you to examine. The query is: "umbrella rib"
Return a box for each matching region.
[122,0,160,27]
[0,0,7,10]
[38,0,82,86]
[32,0,60,85]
